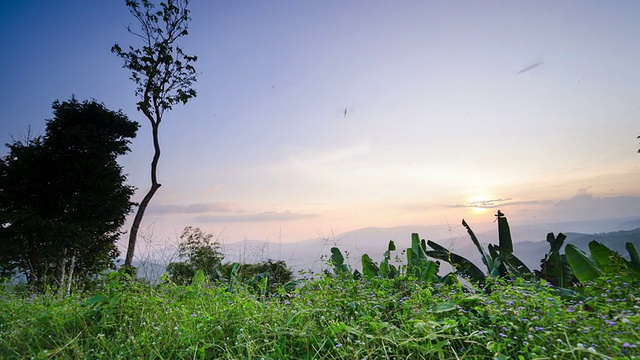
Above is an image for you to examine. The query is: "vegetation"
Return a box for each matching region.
[1,260,638,359]
[112,0,198,267]
[166,227,295,294]
[166,226,224,284]
[0,98,138,293]
[2,174,639,359]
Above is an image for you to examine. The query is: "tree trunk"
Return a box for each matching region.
[65,254,75,296]
[57,251,67,297]
[124,122,162,267]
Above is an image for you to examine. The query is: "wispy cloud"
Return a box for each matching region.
[448,198,551,209]
[147,202,237,215]
[192,211,318,223]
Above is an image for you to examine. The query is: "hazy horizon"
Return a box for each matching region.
[1,1,639,253]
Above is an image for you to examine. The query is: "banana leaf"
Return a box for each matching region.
[426,240,485,281]
[537,233,573,287]
[487,244,504,277]
[504,253,531,276]
[588,240,621,274]
[411,233,429,260]
[627,242,640,270]
[380,240,398,279]
[565,244,601,283]
[330,247,350,275]
[462,219,493,274]
[362,253,380,279]
[495,210,513,256]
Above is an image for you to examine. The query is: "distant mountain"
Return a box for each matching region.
[219,217,640,276]
[133,217,640,281]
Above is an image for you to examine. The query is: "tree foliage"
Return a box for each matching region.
[220,260,294,294]
[112,0,198,267]
[167,226,223,284]
[166,226,294,293]
[0,98,138,292]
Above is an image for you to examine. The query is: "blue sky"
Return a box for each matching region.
[1,1,640,252]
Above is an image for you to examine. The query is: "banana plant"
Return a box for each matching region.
[566,240,640,283]
[627,243,640,270]
[427,210,530,281]
[425,240,485,281]
[361,253,380,279]
[406,233,439,282]
[379,240,399,279]
[535,232,575,287]
[356,235,438,282]
[330,247,350,275]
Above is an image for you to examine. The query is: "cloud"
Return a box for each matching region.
[448,198,552,209]
[551,191,640,220]
[147,202,237,215]
[192,211,318,223]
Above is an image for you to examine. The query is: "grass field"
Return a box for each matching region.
[1,267,639,359]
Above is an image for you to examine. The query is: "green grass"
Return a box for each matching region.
[1,271,639,359]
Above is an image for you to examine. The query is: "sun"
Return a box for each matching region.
[467,195,492,214]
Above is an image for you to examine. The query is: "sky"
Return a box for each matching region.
[1,1,640,255]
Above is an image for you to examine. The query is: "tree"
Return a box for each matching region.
[112,0,198,267]
[220,260,294,294]
[166,226,223,284]
[0,98,138,292]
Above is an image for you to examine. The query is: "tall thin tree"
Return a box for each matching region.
[112,0,197,267]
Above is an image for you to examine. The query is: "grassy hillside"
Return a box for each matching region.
[1,269,638,359]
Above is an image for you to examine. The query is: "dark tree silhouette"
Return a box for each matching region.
[0,98,138,292]
[112,0,198,267]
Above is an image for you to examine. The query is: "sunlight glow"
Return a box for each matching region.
[468,195,493,214]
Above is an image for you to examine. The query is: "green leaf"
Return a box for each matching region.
[555,254,575,288]
[461,294,484,304]
[627,242,640,270]
[411,233,429,261]
[387,240,396,252]
[84,294,106,307]
[361,254,380,279]
[426,240,486,281]
[421,260,439,281]
[191,269,205,287]
[380,240,398,279]
[504,253,531,276]
[565,244,602,283]
[495,210,513,256]
[330,247,349,275]
[227,262,240,292]
[537,233,573,287]
[462,219,493,274]
[433,300,457,313]
[588,240,621,274]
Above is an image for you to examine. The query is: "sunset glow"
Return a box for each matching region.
[1,1,639,248]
